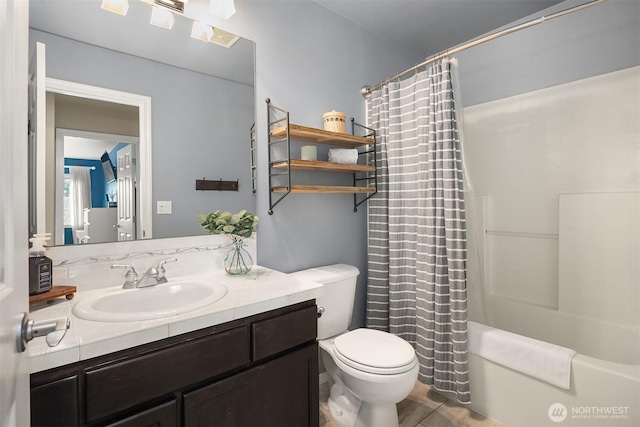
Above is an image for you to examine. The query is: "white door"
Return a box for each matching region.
[0,0,31,426]
[27,41,45,238]
[116,144,135,241]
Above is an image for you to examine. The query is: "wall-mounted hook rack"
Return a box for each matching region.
[195,178,239,191]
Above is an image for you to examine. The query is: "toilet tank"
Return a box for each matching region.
[290,264,360,340]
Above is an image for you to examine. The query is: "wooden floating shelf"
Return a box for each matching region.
[272,159,375,173]
[273,185,376,194]
[29,285,77,306]
[270,124,373,148]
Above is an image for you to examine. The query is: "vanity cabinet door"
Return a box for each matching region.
[183,342,319,427]
[31,375,79,427]
[105,399,177,427]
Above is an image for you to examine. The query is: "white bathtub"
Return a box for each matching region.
[463,297,640,426]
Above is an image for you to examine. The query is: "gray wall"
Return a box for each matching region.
[29,29,256,239]
[213,0,423,329]
[456,0,640,107]
[219,0,638,330]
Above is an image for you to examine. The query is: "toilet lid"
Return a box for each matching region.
[333,329,416,374]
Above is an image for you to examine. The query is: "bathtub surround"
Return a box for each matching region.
[365,59,470,404]
[463,66,639,356]
[460,44,640,427]
[559,192,639,332]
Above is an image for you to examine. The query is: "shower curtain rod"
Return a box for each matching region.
[361,0,609,96]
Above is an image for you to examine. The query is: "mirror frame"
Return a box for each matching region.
[43,78,153,242]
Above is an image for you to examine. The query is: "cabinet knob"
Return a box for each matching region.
[317,306,325,318]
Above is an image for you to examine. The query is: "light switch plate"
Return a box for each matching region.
[157,201,172,215]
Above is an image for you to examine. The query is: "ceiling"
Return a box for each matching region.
[29,1,568,86]
[314,0,566,57]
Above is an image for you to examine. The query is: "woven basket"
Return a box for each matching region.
[323,110,346,133]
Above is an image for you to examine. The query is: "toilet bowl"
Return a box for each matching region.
[320,329,419,427]
[290,264,419,427]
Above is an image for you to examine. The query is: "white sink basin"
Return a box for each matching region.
[72,279,228,322]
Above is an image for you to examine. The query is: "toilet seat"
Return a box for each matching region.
[333,329,417,375]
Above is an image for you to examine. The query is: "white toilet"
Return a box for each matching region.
[291,264,419,427]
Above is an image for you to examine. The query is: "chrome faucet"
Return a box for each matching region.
[111,258,178,289]
[156,257,177,284]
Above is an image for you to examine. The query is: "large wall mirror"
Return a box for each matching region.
[28,0,256,246]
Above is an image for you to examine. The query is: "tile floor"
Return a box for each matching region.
[319,380,506,427]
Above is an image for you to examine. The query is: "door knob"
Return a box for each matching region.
[17,312,70,353]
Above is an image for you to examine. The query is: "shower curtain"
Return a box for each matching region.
[365,59,470,404]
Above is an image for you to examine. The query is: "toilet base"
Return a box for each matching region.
[328,382,361,427]
[328,388,399,427]
[354,402,399,427]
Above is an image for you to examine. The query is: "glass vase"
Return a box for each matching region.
[224,238,253,275]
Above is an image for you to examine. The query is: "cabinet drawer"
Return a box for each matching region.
[252,305,317,361]
[85,325,249,423]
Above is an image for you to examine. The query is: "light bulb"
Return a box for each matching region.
[209,0,236,20]
[191,21,214,42]
[101,0,129,16]
[150,5,175,30]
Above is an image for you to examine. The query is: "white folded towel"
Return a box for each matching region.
[328,148,358,164]
[467,321,577,390]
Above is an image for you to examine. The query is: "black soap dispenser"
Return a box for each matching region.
[29,233,53,296]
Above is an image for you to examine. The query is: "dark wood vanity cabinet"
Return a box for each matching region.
[30,301,319,427]
[184,344,318,426]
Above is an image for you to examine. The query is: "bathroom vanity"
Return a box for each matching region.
[28,265,323,427]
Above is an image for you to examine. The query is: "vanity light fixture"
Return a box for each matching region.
[209,0,236,20]
[191,21,214,42]
[150,5,175,29]
[101,0,130,16]
[154,0,185,13]
[103,0,239,44]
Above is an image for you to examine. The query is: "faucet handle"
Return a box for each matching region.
[157,257,178,271]
[111,264,138,288]
[156,258,177,283]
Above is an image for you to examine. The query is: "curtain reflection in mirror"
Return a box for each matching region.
[68,167,91,244]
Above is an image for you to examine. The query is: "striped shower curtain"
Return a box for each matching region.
[365,59,470,404]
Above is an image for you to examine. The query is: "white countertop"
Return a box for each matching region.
[28,266,323,374]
